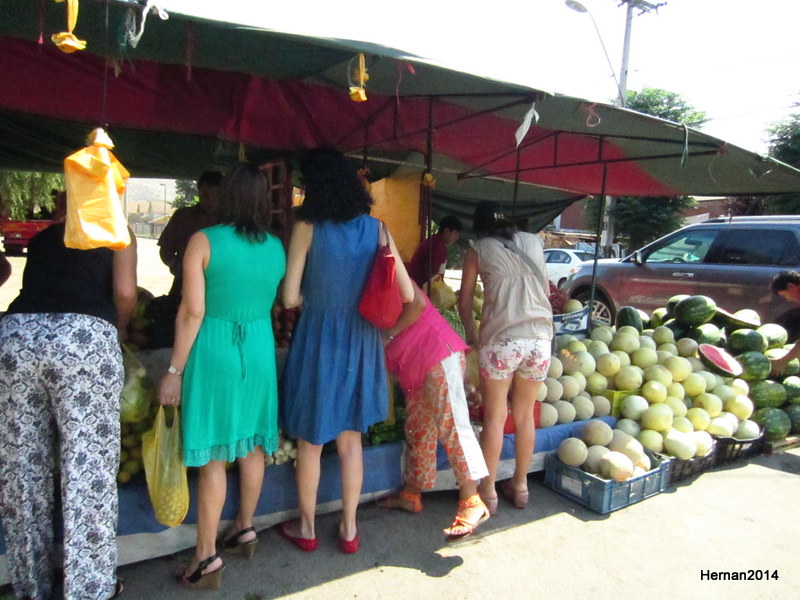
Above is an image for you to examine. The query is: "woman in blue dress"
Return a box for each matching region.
[279,148,414,554]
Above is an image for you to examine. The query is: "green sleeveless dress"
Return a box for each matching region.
[181,225,285,467]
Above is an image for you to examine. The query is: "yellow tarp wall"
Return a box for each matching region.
[369,172,421,263]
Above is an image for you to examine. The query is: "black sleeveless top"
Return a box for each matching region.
[6,223,117,326]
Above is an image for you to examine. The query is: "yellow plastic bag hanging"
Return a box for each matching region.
[64,128,131,250]
[51,0,87,53]
[141,406,189,527]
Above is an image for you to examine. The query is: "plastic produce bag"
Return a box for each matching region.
[120,345,153,423]
[427,275,457,311]
[141,406,189,527]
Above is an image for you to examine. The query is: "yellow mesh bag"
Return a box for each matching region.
[141,406,189,527]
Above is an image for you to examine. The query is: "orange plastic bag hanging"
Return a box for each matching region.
[63,128,131,250]
[141,406,189,527]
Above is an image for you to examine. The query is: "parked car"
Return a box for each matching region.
[543,248,595,287]
[0,218,52,255]
[562,216,800,325]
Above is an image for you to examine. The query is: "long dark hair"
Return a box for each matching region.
[472,200,518,241]
[295,147,373,223]
[218,162,272,243]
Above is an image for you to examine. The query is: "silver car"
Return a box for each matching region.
[562,216,800,325]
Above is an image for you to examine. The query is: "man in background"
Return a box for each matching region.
[769,270,800,374]
[158,171,223,297]
[407,215,463,288]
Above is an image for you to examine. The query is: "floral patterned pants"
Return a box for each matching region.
[0,313,122,600]
[403,352,488,490]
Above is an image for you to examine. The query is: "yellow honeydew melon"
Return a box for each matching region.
[652,326,675,345]
[642,380,668,404]
[645,364,673,387]
[686,407,711,431]
[724,394,754,421]
[637,429,664,453]
[620,394,649,420]
[583,444,611,474]
[687,357,706,372]
[671,415,694,433]
[557,437,588,467]
[573,351,597,377]
[591,395,612,417]
[586,340,610,359]
[585,372,609,395]
[553,400,576,424]
[667,382,686,400]
[696,370,717,392]
[572,396,595,421]
[657,343,679,356]
[617,325,640,337]
[615,417,641,437]
[676,337,700,357]
[577,390,592,399]
[571,371,588,393]
[663,355,693,382]
[538,402,559,428]
[692,430,714,457]
[632,466,647,478]
[590,326,615,345]
[656,350,675,365]
[547,356,564,379]
[556,334,577,351]
[730,378,750,396]
[682,372,708,397]
[720,411,740,431]
[612,350,632,368]
[566,339,588,354]
[582,419,614,446]
[705,416,733,437]
[544,377,563,403]
[635,451,652,471]
[641,403,674,432]
[712,373,727,390]
[609,431,644,459]
[693,392,723,418]
[664,429,697,460]
[611,332,640,354]
[615,366,644,391]
[558,375,580,400]
[631,347,658,369]
[562,299,584,313]
[712,384,736,404]
[735,419,761,440]
[664,396,688,418]
[558,349,582,375]
[599,451,635,481]
[536,383,548,402]
[638,335,657,350]
[595,352,622,377]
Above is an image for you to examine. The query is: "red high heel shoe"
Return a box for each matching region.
[339,530,359,554]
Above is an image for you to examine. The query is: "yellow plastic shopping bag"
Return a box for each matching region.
[141,406,189,527]
[64,128,131,250]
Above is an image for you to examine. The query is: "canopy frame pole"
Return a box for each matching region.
[511,147,521,220]
[587,164,609,333]
[420,96,435,291]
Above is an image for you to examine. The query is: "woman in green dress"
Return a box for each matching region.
[159,163,286,590]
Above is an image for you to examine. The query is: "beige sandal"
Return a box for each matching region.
[502,480,529,509]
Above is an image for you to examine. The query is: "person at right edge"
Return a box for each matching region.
[457,200,552,515]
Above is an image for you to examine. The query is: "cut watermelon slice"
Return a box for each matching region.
[699,343,744,377]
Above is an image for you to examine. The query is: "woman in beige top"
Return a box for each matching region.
[458,201,553,514]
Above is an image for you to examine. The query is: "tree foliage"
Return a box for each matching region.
[764,112,800,214]
[0,171,64,219]
[625,88,707,126]
[174,179,198,208]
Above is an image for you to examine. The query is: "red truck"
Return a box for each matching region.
[0,219,53,255]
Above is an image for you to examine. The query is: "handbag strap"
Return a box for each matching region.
[497,237,546,284]
[377,220,389,247]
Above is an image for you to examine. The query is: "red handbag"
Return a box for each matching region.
[358,221,403,328]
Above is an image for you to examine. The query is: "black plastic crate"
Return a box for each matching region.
[666,441,716,485]
[713,433,764,467]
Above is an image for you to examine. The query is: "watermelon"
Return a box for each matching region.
[663,318,689,340]
[666,294,691,318]
[685,323,723,346]
[636,309,651,330]
[782,375,800,404]
[698,343,744,377]
[726,329,768,354]
[749,380,787,409]
[615,306,644,332]
[752,407,791,441]
[736,351,772,381]
[713,306,761,332]
[674,295,717,327]
[734,309,762,327]
[765,348,800,376]
[650,307,668,328]
[756,324,788,350]
[783,404,800,434]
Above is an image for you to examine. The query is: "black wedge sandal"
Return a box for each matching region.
[178,553,225,591]
[221,525,258,560]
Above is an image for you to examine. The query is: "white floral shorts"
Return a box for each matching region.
[478,337,551,381]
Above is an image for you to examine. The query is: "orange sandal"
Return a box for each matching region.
[443,495,490,542]
[376,490,423,513]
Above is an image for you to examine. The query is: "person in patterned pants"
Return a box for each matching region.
[377,284,489,541]
[0,218,136,600]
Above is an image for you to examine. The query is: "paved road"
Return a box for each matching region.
[116,448,800,600]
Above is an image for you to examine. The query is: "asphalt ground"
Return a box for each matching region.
[114,447,800,600]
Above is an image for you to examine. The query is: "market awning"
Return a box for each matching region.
[1,0,799,210]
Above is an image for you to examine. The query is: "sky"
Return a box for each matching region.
[163,0,800,155]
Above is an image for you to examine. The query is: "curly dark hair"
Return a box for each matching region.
[295,147,373,223]
[218,162,272,243]
[772,270,800,294]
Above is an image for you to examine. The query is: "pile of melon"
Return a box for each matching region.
[557,420,659,482]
